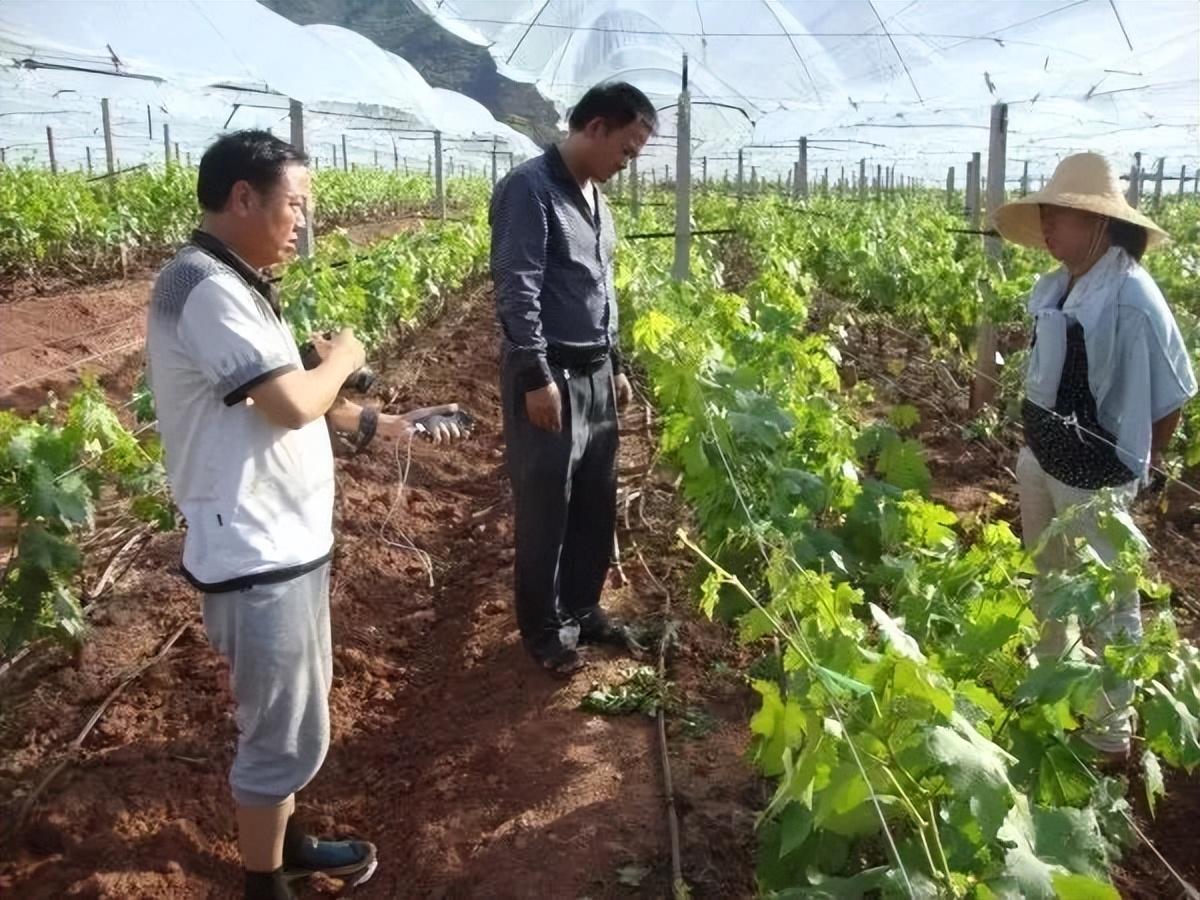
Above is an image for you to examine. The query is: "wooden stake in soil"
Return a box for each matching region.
[288,100,314,258]
[1126,151,1141,207]
[672,55,691,282]
[163,123,171,168]
[795,136,808,200]
[971,102,1007,412]
[630,156,640,216]
[101,98,115,175]
[434,130,445,220]
[45,126,57,175]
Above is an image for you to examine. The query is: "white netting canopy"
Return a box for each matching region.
[0,0,540,172]
[411,0,1200,183]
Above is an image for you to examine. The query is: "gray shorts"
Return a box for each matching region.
[202,562,332,806]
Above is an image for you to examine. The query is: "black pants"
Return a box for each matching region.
[501,349,618,659]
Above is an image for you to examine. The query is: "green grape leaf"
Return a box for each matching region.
[1141,750,1165,818]
[1035,744,1092,808]
[870,602,926,662]
[1050,873,1119,900]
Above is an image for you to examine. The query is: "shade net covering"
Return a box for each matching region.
[0,0,540,172]
[411,0,1199,183]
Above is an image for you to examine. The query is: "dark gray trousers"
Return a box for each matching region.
[501,348,618,659]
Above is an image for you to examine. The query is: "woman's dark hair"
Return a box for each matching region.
[568,82,657,133]
[197,130,308,212]
[1108,217,1148,261]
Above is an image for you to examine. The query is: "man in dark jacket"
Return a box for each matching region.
[490,83,655,676]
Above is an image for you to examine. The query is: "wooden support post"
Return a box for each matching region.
[701,155,707,187]
[434,130,445,220]
[967,152,982,226]
[186,152,191,168]
[86,146,92,173]
[875,163,882,199]
[174,142,180,163]
[101,98,115,175]
[737,148,745,202]
[491,143,498,187]
[972,104,1007,412]
[374,148,379,168]
[964,158,974,216]
[288,99,313,257]
[1021,160,1029,196]
[147,104,153,140]
[46,126,57,174]
[672,57,691,282]
[859,158,866,199]
[800,137,808,198]
[341,134,349,172]
[1179,165,1187,196]
[946,166,955,207]
[1126,152,1141,207]
[1153,157,1164,205]
[630,156,640,216]
[163,123,171,167]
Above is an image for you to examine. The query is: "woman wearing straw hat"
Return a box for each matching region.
[994,152,1196,762]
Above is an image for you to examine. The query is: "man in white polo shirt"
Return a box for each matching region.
[146,130,463,900]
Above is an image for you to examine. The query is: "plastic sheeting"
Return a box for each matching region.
[0,0,540,171]
[411,0,1200,183]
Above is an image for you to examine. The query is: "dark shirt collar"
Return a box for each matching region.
[545,144,598,220]
[190,229,281,316]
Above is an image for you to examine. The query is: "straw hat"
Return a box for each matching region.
[993,152,1169,251]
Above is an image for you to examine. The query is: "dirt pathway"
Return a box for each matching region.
[0,281,757,899]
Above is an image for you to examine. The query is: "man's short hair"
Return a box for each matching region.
[568,82,657,134]
[197,130,308,212]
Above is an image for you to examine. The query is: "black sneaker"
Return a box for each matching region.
[282,824,378,887]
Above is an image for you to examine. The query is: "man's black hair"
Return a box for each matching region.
[567,82,657,133]
[197,130,308,212]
